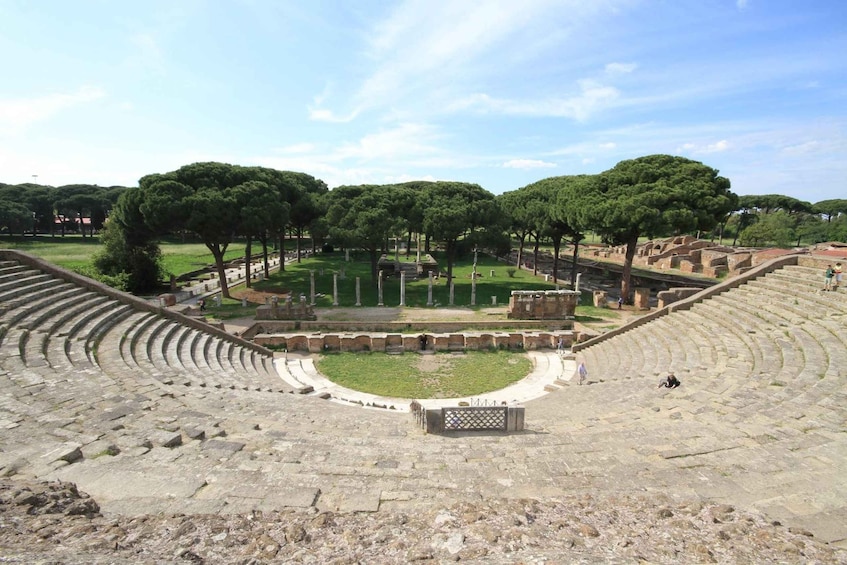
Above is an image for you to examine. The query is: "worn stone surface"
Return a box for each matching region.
[1,480,845,564]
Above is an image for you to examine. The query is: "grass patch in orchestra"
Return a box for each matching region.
[316,350,532,398]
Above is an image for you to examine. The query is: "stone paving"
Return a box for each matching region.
[1,256,846,549]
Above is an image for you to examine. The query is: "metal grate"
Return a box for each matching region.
[443,406,507,431]
[410,401,426,430]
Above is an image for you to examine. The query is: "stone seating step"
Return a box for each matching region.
[0,263,30,276]
[690,299,761,366]
[102,311,192,391]
[729,287,833,375]
[0,273,53,297]
[746,276,844,314]
[0,268,43,286]
[0,280,75,319]
[71,303,136,368]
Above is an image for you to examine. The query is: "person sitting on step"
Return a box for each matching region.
[658,373,680,388]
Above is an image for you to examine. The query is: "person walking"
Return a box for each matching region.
[577,361,587,385]
[834,263,843,291]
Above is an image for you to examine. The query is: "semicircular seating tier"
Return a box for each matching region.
[0,250,845,545]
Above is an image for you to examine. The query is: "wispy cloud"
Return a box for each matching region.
[312,0,627,122]
[308,107,361,123]
[335,122,443,161]
[605,62,637,74]
[0,87,105,133]
[449,79,621,121]
[677,139,731,154]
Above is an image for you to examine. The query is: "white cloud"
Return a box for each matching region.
[677,139,730,154]
[703,140,730,153]
[449,79,620,121]
[334,123,443,161]
[252,122,452,187]
[0,86,105,133]
[308,106,361,123]
[605,62,637,74]
[502,159,556,169]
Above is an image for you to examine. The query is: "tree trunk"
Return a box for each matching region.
[369,248,379,284]
[279,229,285,273]
[570,238,580,288]
[208,242,231,299]
[245,236,253,288]
[260,234,270,278]
[296,228,302,263]
[532,235,539,276]
[516,234,525,270]
[621,234,638,304]
[551,235,562,284]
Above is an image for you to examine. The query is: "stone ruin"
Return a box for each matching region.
[588,235,802,277]
[377,253,438,278]
[255,294,316,321]
[507,289,580,320]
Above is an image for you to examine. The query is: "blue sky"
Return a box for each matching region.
[1,0,844,202]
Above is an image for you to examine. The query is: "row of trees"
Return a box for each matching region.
[104,155,736,302]
[97,163,327,295]
[730,194,847,247]
[0,183,128,237]
[5,155,844,302]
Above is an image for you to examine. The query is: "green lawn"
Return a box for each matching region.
[256,251,566,308]
[158,241,247,278]
[0,235,264,277]
[315,350,532,398]
[0,235,103,271]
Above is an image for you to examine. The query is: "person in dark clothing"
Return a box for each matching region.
[659,373,680,388]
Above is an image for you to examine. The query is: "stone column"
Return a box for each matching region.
[377,270,384,307]
[416,233,421,263]
[449,282,455,306]
[345,249,350,262]
[332,273,339,306]
[400,271,406,306]
[634,287,651,310]
[427,272,434,306]
[309,270,316,305]
[575,273,582,293]
[355,277,361,306]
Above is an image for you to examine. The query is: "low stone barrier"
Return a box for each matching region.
[411,402,525,434]
[255,331,575,353]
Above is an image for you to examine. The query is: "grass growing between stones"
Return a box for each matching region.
[315,350,532,398]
